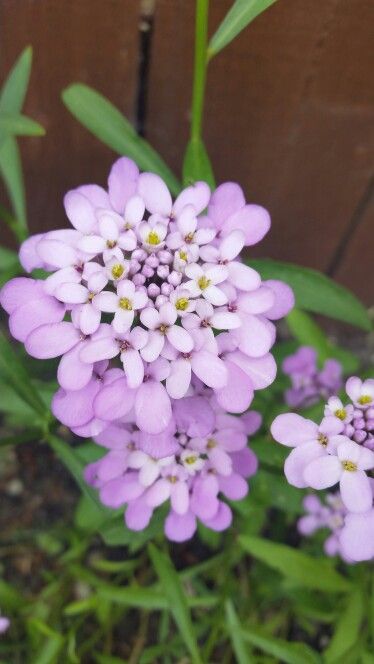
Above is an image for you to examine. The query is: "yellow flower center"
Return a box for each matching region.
[179,250,188,262]
[87,292,95,303]
[334,408,347,420]
[207,438,216,449]
[106,240,116,249]
[184,455,197,465]
[185,232,195,243]
[168,475,178,484]
[124,222,132,230]
[147,230,160,245]
[175,297,189,311]
[119,297,132,311]
[111,263,124,279]
[358,395,372,405]
[317,433,328,447]
[198,276,211,291]
[342,460,357,472]
[159,324,168,334]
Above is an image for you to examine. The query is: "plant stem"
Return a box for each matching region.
[190,0,210,142]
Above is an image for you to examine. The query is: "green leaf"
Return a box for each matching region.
[225,600,254,663]
[323,588,365,663]
[182,138,215,189]
[47,435,110,517]
[148,544,203,664]
[208,0,279,58]
[0,113,45,137]
[99,507,166,551]
[62,83,181,195]
[239,536,351,593]
[0,46,32,113]
[241,625,321,664]
[250,469,303,514]
[287,309,359,374]
[0,329,48,417]
[0,579,26,610]
[248,259,371,330]
[0,245,19,269]
[0,47,33,232]
[97,583,216,611]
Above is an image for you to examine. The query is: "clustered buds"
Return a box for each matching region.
[272,377,374,561]
[0,157,294,540]
[282,346,342,408]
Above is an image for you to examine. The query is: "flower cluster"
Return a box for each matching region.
[272,377,374,561]
[85,398,260,541]
[298,493,348,559]
[0,157,294,539]
[282,346,342,408]
[0,612,9,635]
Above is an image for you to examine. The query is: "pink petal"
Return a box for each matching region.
[80,336,118,363]
[140,331,164,362]
[216,360,254,413]
[140,306,160,330]
[25,322,81,359]
[271,413,318,447]
[340,471,373,513]
[264,280,295,320]
[52,380,100,427]
[191,350,227,389]
[78,235,105,255]
[167,325,193,353]
[55,283,88,304]
[145,479,171,507]
[228,262,261,290]
[171,482,189,515]
[220,230,245,261]
[204,285,228,306]
[108,157,139,213]
[210,311,241,329]
[19,234,46,272]
[135,381,172,434]
[228,351,277,390]
[238,287,274,314]
[121,348,144,388]
[37,239,77,268]
[77,184,110,208]
[9,296,65,342]
[190,475,219,521]
[174,181,210,216]
[238,314,273,357]
[93,291,118,313]
[303,455,342,490]
[219,473,248,500]
[0,277,45,313]
[201,502,232,531]
[125,499,153,531]
[223,204,270,246]
[94,377,136,420]
[64,190,97,233]
[79,303,101,335]
[43,266,81,296]
[208,183,245,228]
[57,343,93,391]
[137,172,172,216]
[164,510,197,542]
[284,442,325,488]
[166,358,191,399]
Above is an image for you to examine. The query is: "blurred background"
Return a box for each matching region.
[0,0,373,303]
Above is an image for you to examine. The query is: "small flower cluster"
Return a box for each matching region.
[85,397,260,541]
[272,377,374,561]
[0,157,294,539]
[0,612,9,635]
[298,493,348,559]
[282,346,342,408]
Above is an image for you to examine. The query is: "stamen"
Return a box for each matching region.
[119,297,133,311]
[111,263,124,279]
[184,455,197,465]
[185,232,194,243]
[334,408,347,420]
[358,395,372,405]
[147,231,160,245]
[175,297,189,311]
[317,433,328,447]
[106,240,116,249]
[179,250,188,262]
[207,438,216,449]
[87,292,95,302]
[198,276,211,290]
[168,475,178,484]
[342,460,357,472]
[159,324,168,334]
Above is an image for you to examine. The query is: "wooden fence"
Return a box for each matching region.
[0,0,373,304]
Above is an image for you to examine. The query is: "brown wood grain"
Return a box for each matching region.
[0,0,140,241]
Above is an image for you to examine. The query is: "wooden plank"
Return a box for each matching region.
[0,0,140,238]
[146,0,374,294]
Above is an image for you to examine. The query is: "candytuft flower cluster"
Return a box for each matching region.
[272,377,374,561]
[0,157,294,540]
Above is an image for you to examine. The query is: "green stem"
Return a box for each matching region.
[190,0,210,142]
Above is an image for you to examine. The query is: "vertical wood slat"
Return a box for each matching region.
[146,0,374,303]
[0,0,140,239]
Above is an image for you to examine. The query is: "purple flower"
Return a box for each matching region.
[339,507,374,562]
[282,346,343,408]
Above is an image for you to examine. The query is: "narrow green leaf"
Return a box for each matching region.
[208,0,278,58]
[62,83,181,195]
[0,138,27,231]
[248,259,371,330]
[0,579,26,610]
[239,535,351,592]
[182,137,215,189]
[287,309,359,374]
[225,600,253,663]
[0,329,48,417]
[0,113,45,137]
[241,625,321,664]
[323,588,365,663]
[47,435,110,517]
[148,544,202,664]
[0,46,32,113]
[97,583,216,611]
